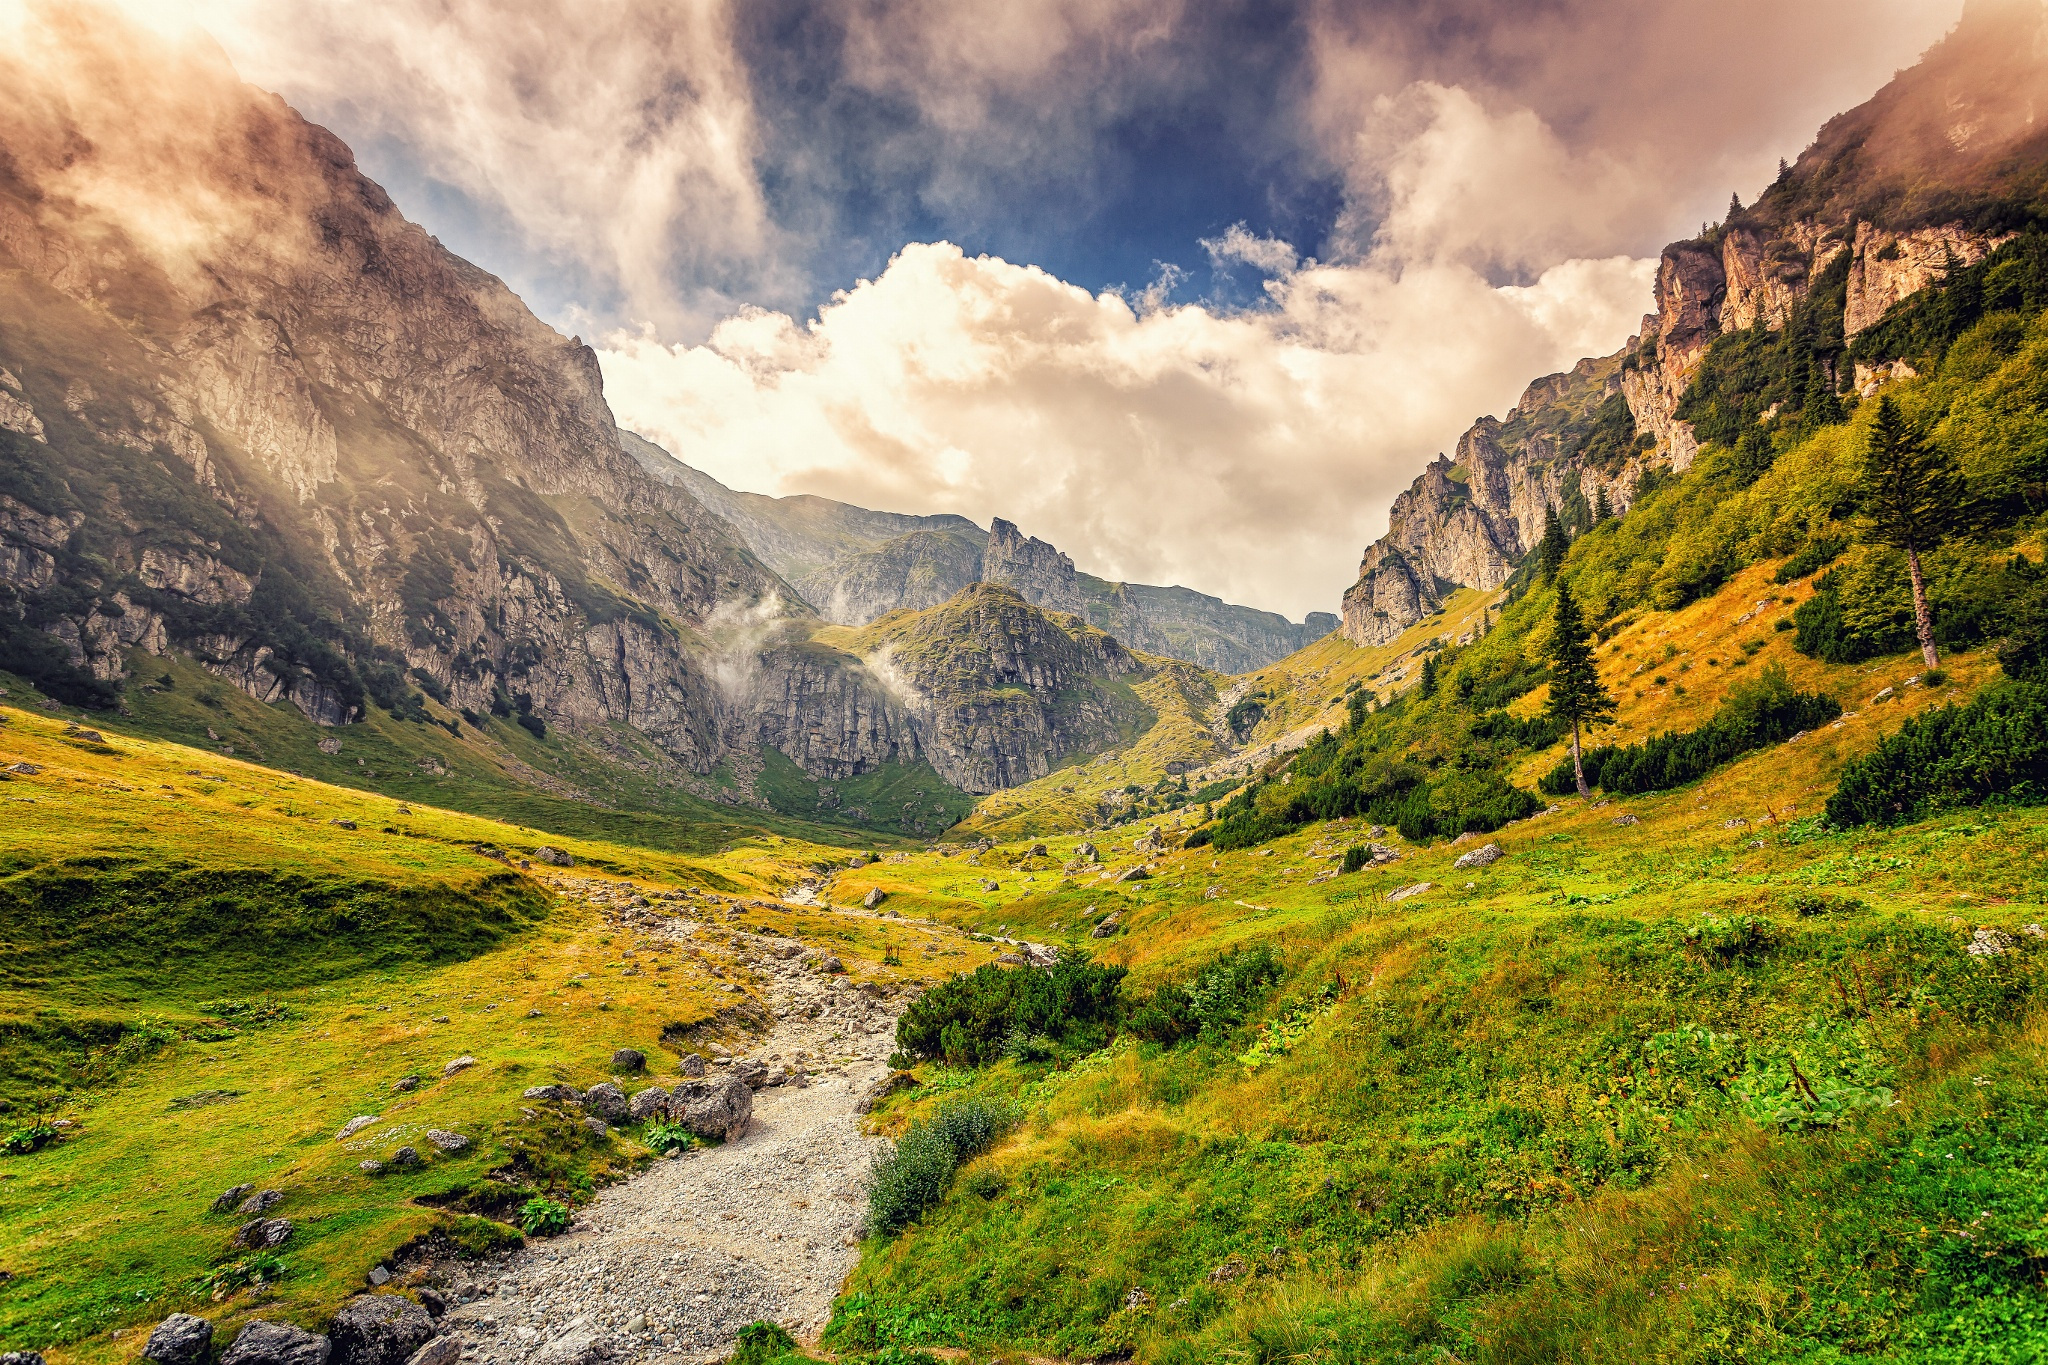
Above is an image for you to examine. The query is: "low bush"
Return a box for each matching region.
[731,1321,800,1365]
[1541,663,1839,796]
[641,1120,701,1154]
[1127,945,1284,1046]
[1827,681,2048,826]
[518,1196,572,1236]
[894,952,1125,1068]
[867,1097,1012,1237]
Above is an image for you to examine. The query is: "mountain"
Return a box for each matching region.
[631,442,1337,672]
[1340,0,2048,646]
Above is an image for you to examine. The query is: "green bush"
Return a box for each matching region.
[1127,945,1283,1046]
[1827,681,2048,826]
[731,1321,800,1365]
[1774,534,1848,583]
[1340,846,1370,874]
[1541,663,1839,796]
[518,1196,572,1236]
[641,1120,701,1154]
[866,1097,1012,1238]
[3,1123,57,1155]
[894,952,1125,1068]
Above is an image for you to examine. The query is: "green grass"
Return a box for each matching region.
[752,747,976,838]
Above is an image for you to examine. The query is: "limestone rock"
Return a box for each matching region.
[235,1218,293,1249]
[582,1083,628,1122]
[627,1086,670,1122]
[423,1129,470,1153]
[221,1322,332,1365]
[326,1296,432,1365]
[678,1053,707,1078]
[1452,843,1504,870]
[210,1183,255,1213]
[610,1047,646,1072]
[669,1075,753,1143]
[143,1313,214,1365]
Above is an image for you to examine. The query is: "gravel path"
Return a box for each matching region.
[433,908,917,1365]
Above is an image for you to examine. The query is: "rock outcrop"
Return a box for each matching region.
[1340,0,2048,646]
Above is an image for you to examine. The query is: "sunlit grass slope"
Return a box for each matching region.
[0,706,969,1362]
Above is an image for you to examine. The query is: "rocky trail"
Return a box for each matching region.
[426,902,917,1365]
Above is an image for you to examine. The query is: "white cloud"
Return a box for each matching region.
[1202,224,1301,277]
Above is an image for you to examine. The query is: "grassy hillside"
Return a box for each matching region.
[0,706,972,1362]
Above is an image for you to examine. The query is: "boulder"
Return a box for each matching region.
[582,1083,628,1122]
[819,955,845,973]
[389,1146,421,1168]
[1026,842,1048,857]
[669,1074,753,1143]
[403,1341,459,1365]
[1075,842,1098,862]
[0,1353,44,1365]
[423,1130,470,1154]
[222,1323,332,1365]
[522,1085,583,1103]
[1090,912,1122,939]
[235,1218,293,1249]
[210,1183,255,1213]
[391,1076,419,1093]
[610,1048,646,1073]
[1385,882,1431,904]
[1452,843,1504,870]
[327,1297,433,1365]
[862,888,884,909]
[1113,866,1150,883]
[584,1117,609,1138]
[856,1071,920,1115]
[441,1056,475,1077]
[734,1059,771,1091]
[533,847,575,867]
[358,1161,383,1175]
[1611,813,1640,827]
[238,1189,284,1216]
[336,1116,379,1141]
[677,1054,706,1078]
[627,1087,670,1122]
[143,1313,214,1365]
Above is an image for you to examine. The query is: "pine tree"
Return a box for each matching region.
[1856,396,1967,669]
[1729,191,1744,219]
[1543,582,1616,799]
[1776,157,1790,181]
[1734,425,1776,486]
[1533,504,1569,581]
[1419,654,1440,700]
[1593,485,1613,523]
[1801,359,1844,431]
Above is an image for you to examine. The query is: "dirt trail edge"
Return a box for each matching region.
[437,912,914,1365]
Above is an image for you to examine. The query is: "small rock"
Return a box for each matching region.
[522,1085,583,1103]
[0,1354,43,1365]
[389,1146,421,1168]
[329,819,358,831]
[528,1317,605,1365]
[327,1295,432,1365]
[143,1312,214,1365]
[367,1267,391,1287]
[856,1070,920,1114]
[414,1288,446,1319]
[735,1059,771,1090]
[627,1086,671,1122]
[1452,842,1503,870]
[997,952,1026,965]
[430,1016,450,1024]
[222,1321,332,1365]
[424,1129,470,1153]
[211,1182,255,1213]
[1385,882,1431,904]
[1027,842,1048,857]
[441,1056,475,1077]
[583,1082,628,1121]
[336,1115,380,1141]
[584,1117,609,1138]
[1611,814,1640,827]
[235,1217,293,1249]
[862,887,885,909]
[533,846,575,867]
[1090,912,1122,939]
[678,1053,707,1078]
[237,1189,284,1216]
[403,1341,459,1365]
[611,1047,646,1072]
[358,1160,384,1175]
[820,955,844,973]
[1114,866,1150,883]
[391,1076,419,1093]
[1075,842,1098,862]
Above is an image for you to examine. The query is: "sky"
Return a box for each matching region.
[15,0,1967,619]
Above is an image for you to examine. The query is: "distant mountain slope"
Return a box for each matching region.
[630,439,1337,672]
[1340,0,2048,646]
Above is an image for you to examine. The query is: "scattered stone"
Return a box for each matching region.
[819,955,844,974]
[678,1053,707,1078]
[211,1183,255,1213]
[1723,817,1750,830]
[235,1218,293,1249]
[222,1321,332,1365]
[391,1076,419,1093]
[523,1085,583,1103]
[862,887,884,909]
[1611,814,1640,827]
[3,763,40,776]
[1075,842,1098,862]
[336,1115,380,1141]
[329,820,358,831]
[414,1288,446,1319]
[327,1295,433,1365]
[611,1047,646,1072]
[357,1161,383,1175]
[584,1117,609,1138]
[528,1316,606,1365]
[1114,866,1150,883]
[1385,882,1431,904]
[533,846,575,867]
[389,1146,421,1168]
[1091,911,1122,939]
[424,1129,471,1154]
[735,1059,773,1090]
[627,1086,671,1122]
[583,1083,628,1122]
[669,1074,754,1143]
[143,1312,214,1365]
[403,1340,459,1365]
[367,1267,391,1287]
[1452,843,1504,870]
[441,1056,475,1077]
[1204,886,1223,899]
[237,1189,284,1216]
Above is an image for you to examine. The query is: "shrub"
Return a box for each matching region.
[1541,663,1839,796]
[517,712,547,740]
[1128,945,1284,1046]
[866,1097,1012,1237]
[518,1196,572,1236]
[2,1123,57,1155]
[1826,681,2048,826]
[731,1321,800,1365]
[1340,845,1370,874]
[894,952,1126,1068]
[1774,534,1848,583]
[642,1120,701,1154]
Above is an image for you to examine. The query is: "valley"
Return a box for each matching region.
[5,4,2048,1364]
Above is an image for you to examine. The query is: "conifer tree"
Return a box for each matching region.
[1543,582,1615,799]
[1533,503,1569,580]
[1801,358,1844,431]
[1419,654,1440,700]
[1728,191,1743,219]
[1856,396,1966,669]
[1593,485,1613,523]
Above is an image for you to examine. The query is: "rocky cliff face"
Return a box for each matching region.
[643,449,1334,671]
[846,583,1153,793]
[1340,0,2048,647]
